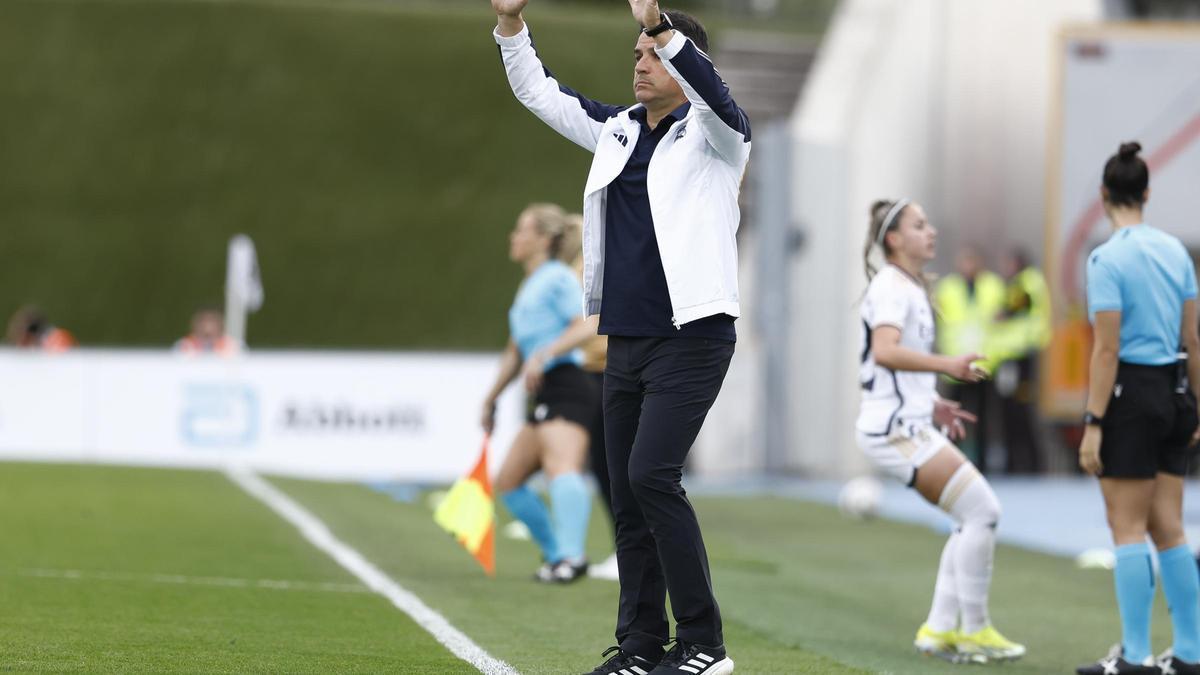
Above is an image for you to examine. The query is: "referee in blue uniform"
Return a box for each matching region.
[1076,142,1200,675]
[491,0,749,673]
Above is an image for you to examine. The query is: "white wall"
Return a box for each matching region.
[938,0,1102,260]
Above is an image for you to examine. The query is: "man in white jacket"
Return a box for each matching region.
[492,2,749,673]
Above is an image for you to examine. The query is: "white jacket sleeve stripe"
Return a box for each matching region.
[655,32,751,165]
[494,25,626,153]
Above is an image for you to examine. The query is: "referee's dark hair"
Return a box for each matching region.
[1102,141,1150,207]
[651,10,709,54]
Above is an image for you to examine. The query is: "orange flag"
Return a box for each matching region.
[433,436,496,576]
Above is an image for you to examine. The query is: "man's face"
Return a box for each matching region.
[632,33,684,107]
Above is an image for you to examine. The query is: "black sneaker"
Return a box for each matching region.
[1159,649,1200,675]
[554,559,589,583]
[582,646,659,675]
[649,640,734,675]
[1077,644,1160,674]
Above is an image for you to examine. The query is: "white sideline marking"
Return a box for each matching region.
[225,468,518,675]
[19,568,369,594]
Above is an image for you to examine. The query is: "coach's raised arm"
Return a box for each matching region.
[626,0,751,163]
[491,0,625,152]
[490,0,750,164]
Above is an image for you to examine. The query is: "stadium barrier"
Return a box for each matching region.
[0,349,523,482]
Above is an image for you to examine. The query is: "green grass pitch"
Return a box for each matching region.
[0,462,1177,673]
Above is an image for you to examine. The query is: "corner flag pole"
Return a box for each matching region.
[225,234,264,344]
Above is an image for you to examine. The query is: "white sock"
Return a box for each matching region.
[939,463,1001,634]
[926,531,960,632]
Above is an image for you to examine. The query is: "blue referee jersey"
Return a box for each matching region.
[509,260,584,371]
[1087,223,1198,365]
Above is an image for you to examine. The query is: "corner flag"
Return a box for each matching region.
[433,437,496,576]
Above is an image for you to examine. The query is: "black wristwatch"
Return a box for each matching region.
[1083,411,1104,427]
[643,12,673,38]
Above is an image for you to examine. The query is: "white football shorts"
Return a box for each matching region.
[855,422,951,486]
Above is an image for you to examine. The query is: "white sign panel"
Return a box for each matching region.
[0,349,524,482]
[1052,25,1200,307]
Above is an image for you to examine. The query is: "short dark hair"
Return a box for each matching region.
[1102,141,1149,207]
[643,10,709,54]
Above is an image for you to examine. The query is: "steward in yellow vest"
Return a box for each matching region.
[935,269,1006,370]
[993,249,1052,474]
[991,263,1051,365]
[934,247,1005,471]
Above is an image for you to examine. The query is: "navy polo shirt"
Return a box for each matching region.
[598,103,736,341]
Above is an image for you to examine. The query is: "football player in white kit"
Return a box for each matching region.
[857,198,1025,663]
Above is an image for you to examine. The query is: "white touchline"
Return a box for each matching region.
[225,468,518,675]
[18,568,370,594]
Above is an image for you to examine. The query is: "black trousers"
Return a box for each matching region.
[603,336,735,658]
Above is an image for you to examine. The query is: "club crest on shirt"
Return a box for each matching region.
[674,123,688,141]
[534,403,550,421]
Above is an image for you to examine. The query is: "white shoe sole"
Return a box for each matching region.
[705,657,734,675]
[916,646,978,664]
[954,647,1026,664]
[916,641,990,665]
[955,642,1026,663]
[980,648,1025,662]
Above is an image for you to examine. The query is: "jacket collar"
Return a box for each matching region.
[619,102,691,130]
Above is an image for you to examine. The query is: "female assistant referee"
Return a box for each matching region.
[1076,142,1200,675]
[481,203,601,583]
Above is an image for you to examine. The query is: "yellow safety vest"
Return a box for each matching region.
[988,267,1052,364]
[934,272,1006,369]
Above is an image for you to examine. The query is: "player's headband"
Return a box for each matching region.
[876,198,911,247]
